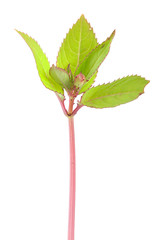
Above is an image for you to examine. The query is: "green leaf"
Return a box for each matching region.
[75,30,115,80]
[81,75,149,108]
[49,65,72,91]
[16,30,64,96]
[79,71,97,94]
[66,64,73,82]
[56,15,98,74]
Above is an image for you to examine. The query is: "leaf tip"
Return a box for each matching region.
[15,29,25,37]
[146,80,150,84]
[15,29,21,35]
[80,14,85,19]
[113,29,116,35]
[110,29,116,40]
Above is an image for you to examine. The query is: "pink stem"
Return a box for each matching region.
[72,104,83,116]
[68,99,76,240]
[56,94,68,116]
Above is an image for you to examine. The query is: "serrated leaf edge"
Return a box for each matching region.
[16,29,51,74]
[56,14,98,71]
[83,75,149,90]
[16,29,64,97]
[74,29,115,80]
[79,75,150,108]
[78,70,98,95]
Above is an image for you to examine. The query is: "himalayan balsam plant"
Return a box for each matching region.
[16,15,149,240]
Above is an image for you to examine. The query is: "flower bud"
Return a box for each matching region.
[74,73,86,89]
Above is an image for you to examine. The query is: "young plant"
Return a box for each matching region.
[16,15,149,240]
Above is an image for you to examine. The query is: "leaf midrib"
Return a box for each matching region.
[83,91,141,103]
[77,17,83,67]
[84,44,110,80]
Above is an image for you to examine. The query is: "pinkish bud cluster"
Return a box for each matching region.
[68,73,87,98]
[74,73,86,88]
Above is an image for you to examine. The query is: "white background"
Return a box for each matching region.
[0,0,163,239]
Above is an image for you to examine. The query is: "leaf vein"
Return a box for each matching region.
[84,91,140,103]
